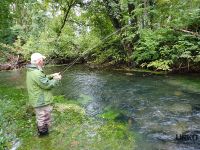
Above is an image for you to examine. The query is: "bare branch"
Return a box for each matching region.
[57,0,77,37]
[162,25,200,37]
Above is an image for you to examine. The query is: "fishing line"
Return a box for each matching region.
[60,24,131,75]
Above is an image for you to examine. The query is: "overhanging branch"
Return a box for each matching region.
[57,0,77,37]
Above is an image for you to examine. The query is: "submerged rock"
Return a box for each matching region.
[168,103,192,114]
[166,79,200,93]
[174,91,183,96]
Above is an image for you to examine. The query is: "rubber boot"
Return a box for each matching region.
[37,124,49,137]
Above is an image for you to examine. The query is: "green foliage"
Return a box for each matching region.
[0,0,13,44]
[94,48,124,64]
[132,27,200,71]
[147,59,173,71]
[0,0,200,72]
[132,28,174,64]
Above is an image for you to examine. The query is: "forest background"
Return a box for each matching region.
[0,0,200,72]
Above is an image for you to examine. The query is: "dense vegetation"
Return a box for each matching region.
[0,0,200,72]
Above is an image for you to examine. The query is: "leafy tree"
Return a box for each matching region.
[0,0,200,72]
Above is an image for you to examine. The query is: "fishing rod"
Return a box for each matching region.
[60,24,131,75]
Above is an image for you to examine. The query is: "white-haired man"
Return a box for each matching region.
[26,53,62,136]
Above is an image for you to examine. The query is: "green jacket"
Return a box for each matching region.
[26,64,59,108]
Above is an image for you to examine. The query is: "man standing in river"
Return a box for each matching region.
[26,53,62,136]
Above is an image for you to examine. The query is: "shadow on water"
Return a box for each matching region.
[1,65,200,150]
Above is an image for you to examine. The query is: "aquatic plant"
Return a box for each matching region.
[0,87,136,150]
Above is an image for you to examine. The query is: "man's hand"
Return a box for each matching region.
[52,72,62,80]
[51,72,60,77]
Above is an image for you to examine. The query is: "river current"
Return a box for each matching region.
[1,65,200,150]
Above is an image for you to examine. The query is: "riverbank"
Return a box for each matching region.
[1,59,200,74]
[0,85,136,150]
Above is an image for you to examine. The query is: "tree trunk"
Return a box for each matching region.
[102,0,122,30]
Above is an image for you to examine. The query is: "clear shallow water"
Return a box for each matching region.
[1,65,200,150]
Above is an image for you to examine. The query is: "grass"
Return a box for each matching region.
[0,86,136,150]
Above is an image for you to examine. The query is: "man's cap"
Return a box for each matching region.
[31,53,46,62]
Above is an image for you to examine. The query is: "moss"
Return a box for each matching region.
[54,103,85,114]
[90,121,136,150]
[98,110,120,120]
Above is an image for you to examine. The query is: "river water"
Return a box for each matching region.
[1,65,200,150]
